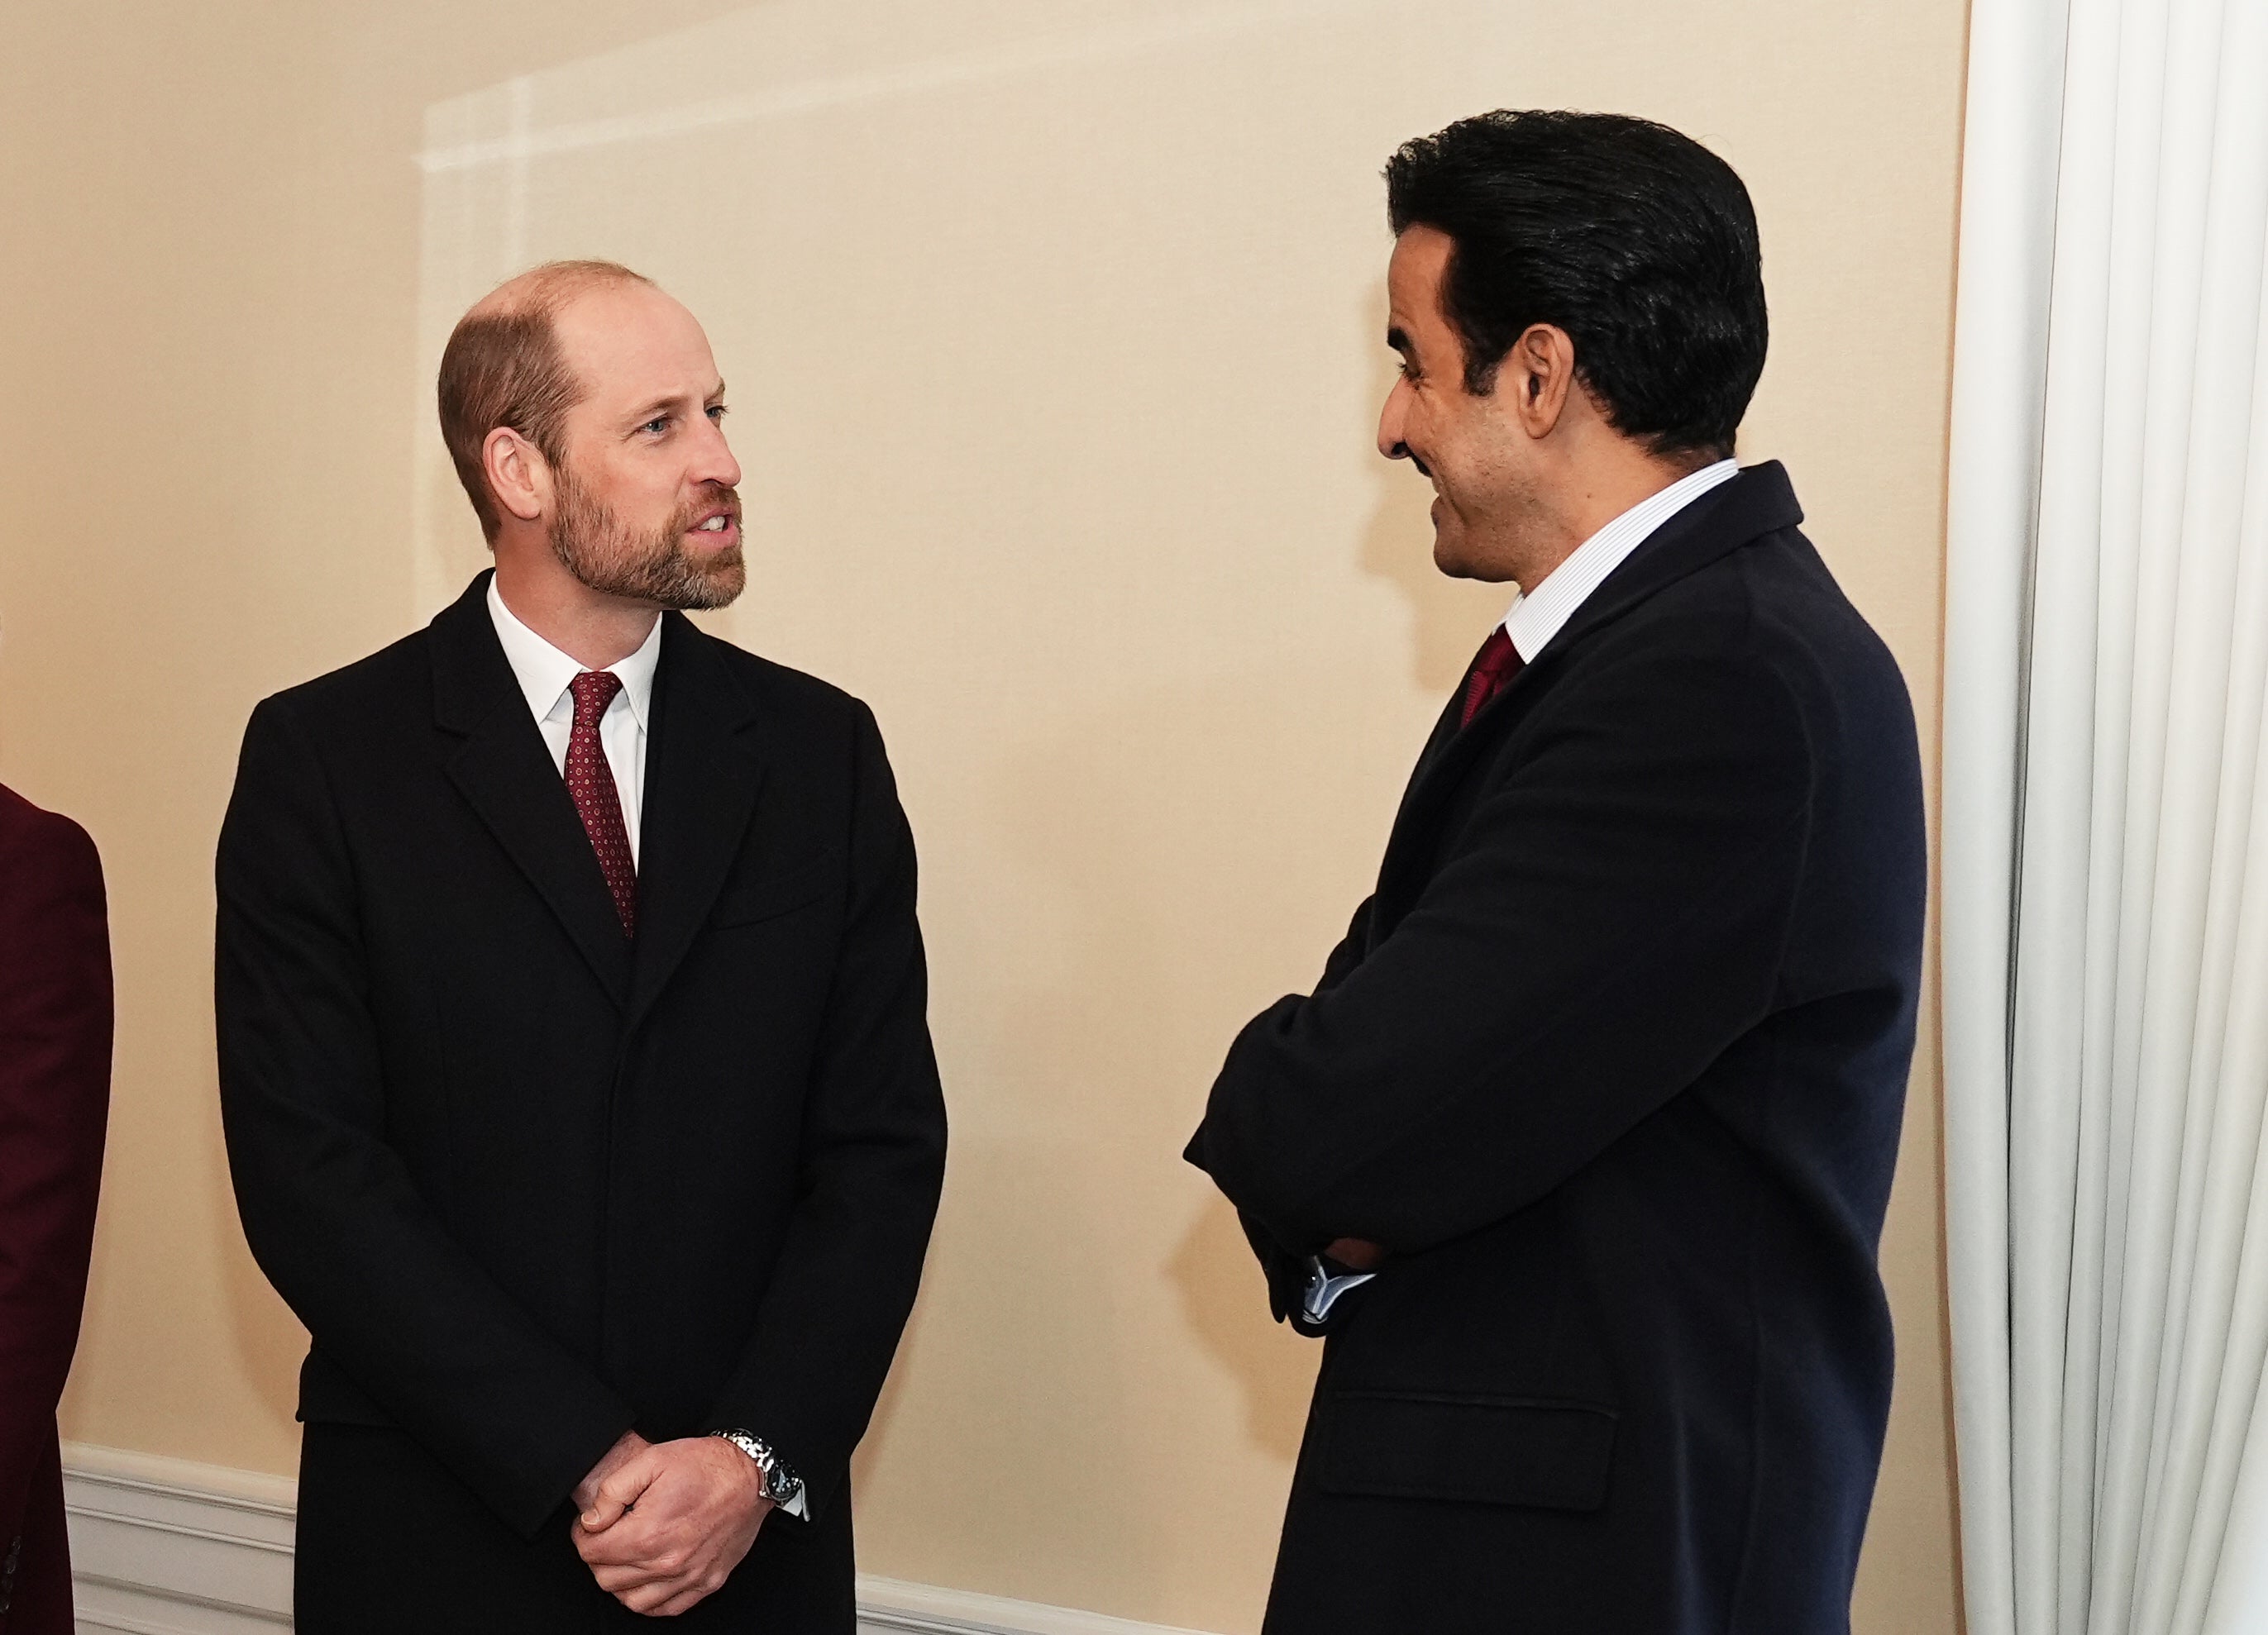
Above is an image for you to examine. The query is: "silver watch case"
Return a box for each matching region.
[711,1429,804,1509]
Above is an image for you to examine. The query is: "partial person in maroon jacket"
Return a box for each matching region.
[0,784,112,1635]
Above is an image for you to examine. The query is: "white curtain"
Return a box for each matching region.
[1943,0,2268,1632]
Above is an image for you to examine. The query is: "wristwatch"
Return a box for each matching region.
[709,1429,805,1513]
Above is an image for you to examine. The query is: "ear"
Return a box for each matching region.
[1504,323,1578,440]
[481,427,551,526]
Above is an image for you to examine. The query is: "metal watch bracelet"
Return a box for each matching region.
[709,1428,805,1511]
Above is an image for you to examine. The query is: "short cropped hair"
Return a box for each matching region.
[1384,111,1767,460]
[437,260,654,540]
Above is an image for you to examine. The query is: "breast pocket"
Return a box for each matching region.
[1312,1390,1617,1511]
[712,857,835,928]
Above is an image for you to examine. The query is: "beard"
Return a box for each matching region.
[547,465,747,611]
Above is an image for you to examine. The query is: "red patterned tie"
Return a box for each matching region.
[566,670,637,937]
[1459,626,1524,727]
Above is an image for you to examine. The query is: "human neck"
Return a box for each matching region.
[1514,437,1721,592]
[490,533,661,670]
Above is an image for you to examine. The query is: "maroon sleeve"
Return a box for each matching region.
[0,799,113,1536]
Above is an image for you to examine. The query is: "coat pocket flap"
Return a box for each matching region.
[712,860,833,927]
[1314,1391,1616,1511]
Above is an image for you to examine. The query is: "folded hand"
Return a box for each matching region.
[572,1433,771,1617]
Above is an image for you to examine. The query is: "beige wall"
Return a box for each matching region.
[0,2,1966,1631]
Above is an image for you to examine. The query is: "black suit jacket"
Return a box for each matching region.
[1186,465,1925,1635]
[217,574,946,1632]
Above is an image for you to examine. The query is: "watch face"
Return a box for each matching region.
[769,1469,804,1505]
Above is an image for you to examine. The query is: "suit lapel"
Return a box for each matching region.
[430,573,634,1003]
[1373,464,1805,918]
[626,614,765,1028]
[1385,684,1470,851]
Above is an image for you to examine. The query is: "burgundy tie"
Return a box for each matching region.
[566,670,637,937]
[1459,626,1524,727]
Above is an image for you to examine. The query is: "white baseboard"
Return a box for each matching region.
[64,1446,294,1635]
[60,1444,1217,1635]
[852,1576,1215,1635]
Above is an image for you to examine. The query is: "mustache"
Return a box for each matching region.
[675,484,742,531]
[1409,453,1433,480]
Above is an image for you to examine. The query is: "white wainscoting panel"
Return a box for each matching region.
[63,1444,294,1635]
[59,1445,1219,1635]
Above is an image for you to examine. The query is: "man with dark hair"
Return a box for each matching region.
[1187,111,1924,1633]
[218,263,946,1632]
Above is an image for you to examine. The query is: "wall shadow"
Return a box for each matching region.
[849,1269,927,1500]
[977,671,1363,1497]
[206,1063,310,1435]
[1167,1198,1312,1464]
[850,1132,1163,1604]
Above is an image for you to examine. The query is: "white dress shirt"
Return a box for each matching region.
[1500,457,1740,661]
[1299,457,1743,1326]
[485,578,661,865]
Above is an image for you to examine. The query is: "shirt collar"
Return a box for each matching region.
[485,574,662,732]
[1500,458,1741,662]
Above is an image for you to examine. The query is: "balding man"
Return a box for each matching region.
[217,262,946,1633]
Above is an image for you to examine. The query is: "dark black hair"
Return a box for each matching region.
[1384,110,1767,460]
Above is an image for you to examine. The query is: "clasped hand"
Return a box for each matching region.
[571,1430,771,1617]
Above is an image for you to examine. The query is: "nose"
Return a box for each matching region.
[1378,375,1412,461]
[696,412,742,491]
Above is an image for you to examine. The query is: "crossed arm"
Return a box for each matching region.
[1189,638,1812,1296]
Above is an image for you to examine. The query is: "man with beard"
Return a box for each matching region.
[217,261,946,1633]
[1185,114,1923,1631]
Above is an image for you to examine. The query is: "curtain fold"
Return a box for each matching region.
[1943,2,2268,1633]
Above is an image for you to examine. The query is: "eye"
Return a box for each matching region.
[639,415,671,436]
[707,403,729,422]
